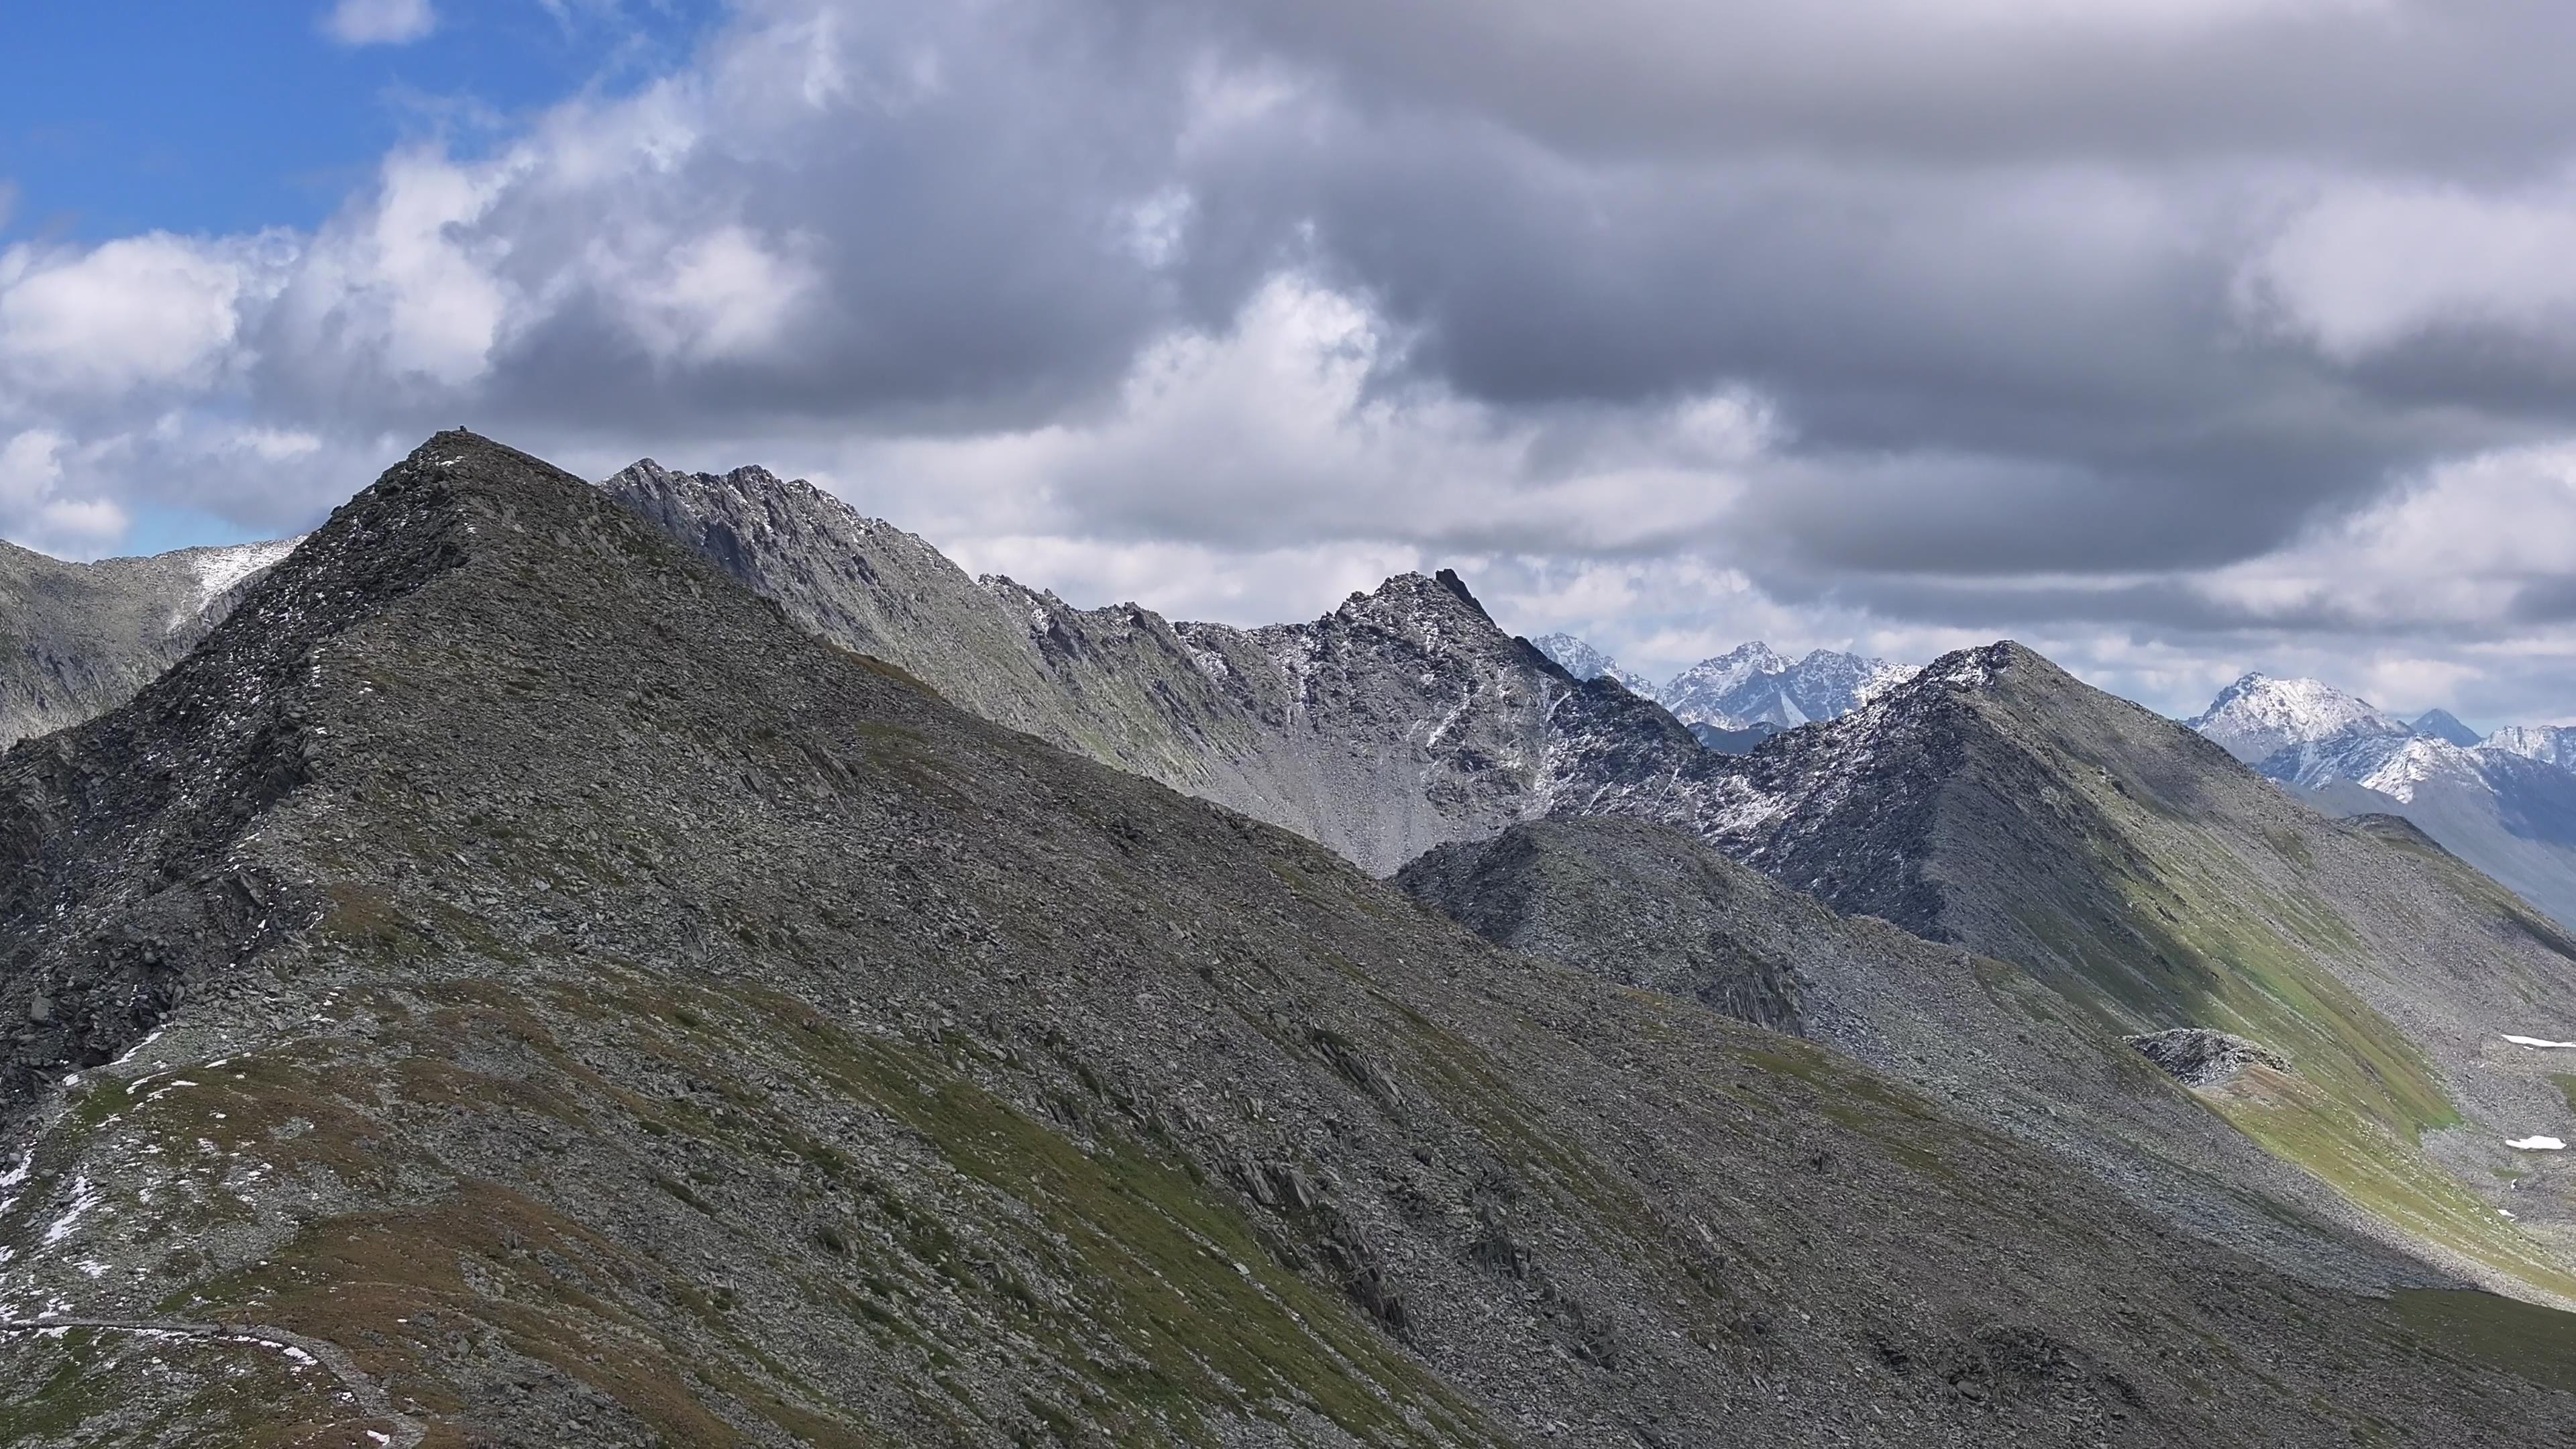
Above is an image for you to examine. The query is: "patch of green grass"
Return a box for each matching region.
[745,984,1490,1444]
[2216,1075,2576,1302]
[2391,1289,2576,1392]
[2551,1074,2576,1118]
[0,1335,107,1439]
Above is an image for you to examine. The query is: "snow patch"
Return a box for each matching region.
[2504,1034,2576,1049]
[43,1177,100,1245]
[2508,1136,2567,1151]
[168,537,303,631]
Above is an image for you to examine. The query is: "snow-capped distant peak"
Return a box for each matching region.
[2188,673,2407,765]
[1660,642,1913,731]
[2352,733,2483,801]
[1530,633,1659,698]
[2485,724,2576,773]
[2410,708,2482,747]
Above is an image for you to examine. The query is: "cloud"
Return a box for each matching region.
[321,0,436,47]
[2239,174,2576,362]
[0,234,269,401]
[812,273,1769,557]
[2194,442,2576,631]
[0,429,129,555]
[13,0,2576,726]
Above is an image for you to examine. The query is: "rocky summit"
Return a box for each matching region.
[2,432,2572,1444]
[602,458,1701,878]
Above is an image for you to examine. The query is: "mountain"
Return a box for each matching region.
[0,535,300,749]
[2186,672,2409,763]
[604,459,1721,877]
[1658,643,1915,731]
[2282,738,2576,931]
[9,432,2564,1442]
[1393,816,2465,1294]
[2489,724,2576,772]
[2188,674,2576,929]
[1623,645,2576,1303]
[2414,708,2485,747]
[1686,720,1780,755]
[596,465,2576,1294]
[1527,633,1658,698]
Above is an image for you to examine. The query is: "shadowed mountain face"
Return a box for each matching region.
[3,433,2570,1444]
[0,536,300,749]
[2416,709,2484,748]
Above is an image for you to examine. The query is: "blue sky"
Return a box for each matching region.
[3,1,720,243]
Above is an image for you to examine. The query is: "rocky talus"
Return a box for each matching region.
[1,433,2568,1444]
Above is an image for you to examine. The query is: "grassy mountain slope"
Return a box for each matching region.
[1669,644,2576,1301]
[0,435,2567,1443]
[1393,816,2465,1295]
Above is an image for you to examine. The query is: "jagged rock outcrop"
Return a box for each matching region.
[0,536,299,749]
[4,432,2569,1444]
[2129,1028,2292,1088]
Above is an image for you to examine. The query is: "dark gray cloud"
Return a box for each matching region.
[7,0,2576,720]
[1173,0,2576,171]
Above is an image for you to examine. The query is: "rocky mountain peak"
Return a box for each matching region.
[1660,639,1917,731]
[2413,707,2483,747]
[1326,569,1511,651]
[2487,723,2576,771]
[2188,671,2407,764]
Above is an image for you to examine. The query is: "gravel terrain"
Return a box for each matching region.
[2,432,2569,1444]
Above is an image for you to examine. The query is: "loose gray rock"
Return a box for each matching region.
[2127,1028,2292,1088]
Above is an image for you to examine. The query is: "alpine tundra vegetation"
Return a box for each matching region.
[0,433,2570,1444]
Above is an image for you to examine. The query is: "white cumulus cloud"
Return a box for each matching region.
[0,234,266,401]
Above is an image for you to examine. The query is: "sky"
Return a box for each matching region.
[5,0,2576,724]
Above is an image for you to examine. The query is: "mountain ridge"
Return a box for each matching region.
[10,431,2565,1442]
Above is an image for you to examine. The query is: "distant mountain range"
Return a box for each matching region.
[2188,673,2576,929]
[1532,634,1917,732]
[4,441,2574,1439]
